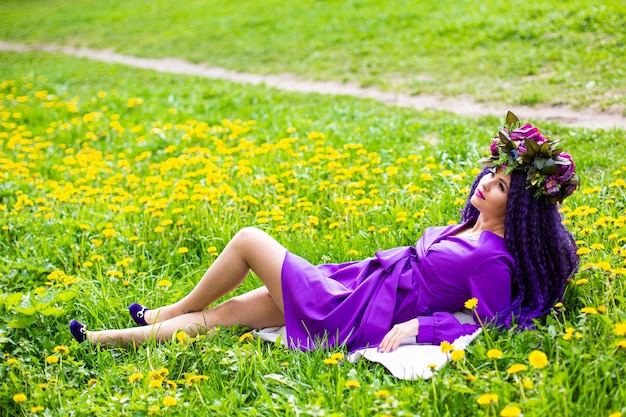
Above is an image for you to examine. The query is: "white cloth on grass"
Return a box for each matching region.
[253,311,480,380]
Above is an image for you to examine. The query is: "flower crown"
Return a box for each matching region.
[478,111,579,204]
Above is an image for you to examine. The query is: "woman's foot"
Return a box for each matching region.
[129,303,150,326]
[69,320,87,343]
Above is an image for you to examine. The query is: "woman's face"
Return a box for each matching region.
[471,167,511,221]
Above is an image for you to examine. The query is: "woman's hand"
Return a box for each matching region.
[378,318,419,353]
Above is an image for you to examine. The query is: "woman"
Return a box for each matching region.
[70,112,580,353]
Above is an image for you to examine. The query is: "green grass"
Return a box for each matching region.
[0,0,625,112]
[1,51,626,416]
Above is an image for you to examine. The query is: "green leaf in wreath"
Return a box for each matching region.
[506,111,520,126]
[498,129,511,145]
[536,158,558,175]
[525,139,541,154]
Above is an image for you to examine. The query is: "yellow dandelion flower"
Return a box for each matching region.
[330,353,344,361]
[238,333,253,343]
[149,378,164,388]
[31,405,45,413]
[53,345,69,355]
[345,380,360,388]
[102,228,116,238]
[176,331,190,343]
[166,380,177,390]
[616,340,626,349]
[590,243,605,250]
[45,355,59,364]
[563,328,575,341]
[476,393,498,405]
[465,374,477,382]
[156,279,172,288]
[554,302,563,308]
[487,349,503,359]
[375,389,390,397]
[453,198,466,206]
[440,341,454,353]
[186,375,209,385]
[151,368,169,378]
[177,247,189,254]
[500,405,522,417]
[528,350,549,369]
[523,379,534,389]
[506,363,527,374]
[451,350,465,361]
[129,372,143,383]
[323,358,338,365]
[307,131,326,140]
[576,247,592,255]
[87,379,98,386]
[13,393,27,403]
[464,297,478,310]
[614,323,626,337]
[162,397,177,407]
[580,307,597,315]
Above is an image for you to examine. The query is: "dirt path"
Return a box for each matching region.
[2,41,624,130]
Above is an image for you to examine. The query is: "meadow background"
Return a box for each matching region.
[0,1,625,416]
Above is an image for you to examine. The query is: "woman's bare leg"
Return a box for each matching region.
[88,287,284,347]
[144,227,287,324]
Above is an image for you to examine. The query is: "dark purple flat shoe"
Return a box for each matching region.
[69,320,87,343]
[129,303,149,326]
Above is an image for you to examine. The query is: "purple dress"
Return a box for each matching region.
[281,221,514,351]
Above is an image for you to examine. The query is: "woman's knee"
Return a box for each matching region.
[211,297,242,326]
[233,226,262,243]
[233,226,272,250]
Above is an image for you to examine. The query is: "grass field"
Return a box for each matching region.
[0,0,624,112]
[1,51,625,416]
[1,1,626,416]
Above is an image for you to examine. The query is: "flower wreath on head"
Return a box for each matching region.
[478,111,580,204]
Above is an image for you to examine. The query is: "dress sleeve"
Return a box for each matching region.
[416,255,513,344]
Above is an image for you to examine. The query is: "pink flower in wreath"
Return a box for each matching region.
[544,176,560,195]
[556,152,575,182]
[510,124,547,144]
[490,138,499,156]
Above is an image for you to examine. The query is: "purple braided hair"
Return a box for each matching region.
[461,168,579,327]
